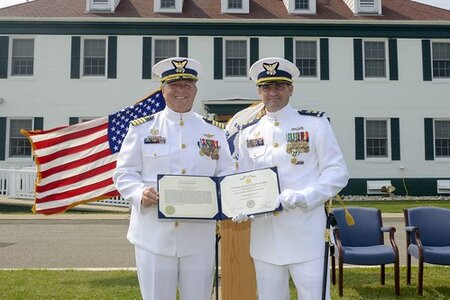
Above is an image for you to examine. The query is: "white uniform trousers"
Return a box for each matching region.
[254,257,331,300]
[135,246,215,300]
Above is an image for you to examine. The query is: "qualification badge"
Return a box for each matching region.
[144,128,166,144]
[286,131,309,165]
[198,138,220,160]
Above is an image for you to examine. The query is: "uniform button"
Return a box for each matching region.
[179,120,184,126]
[153,153,157,157]
[181,144,186,149]
[174,221,179,227]
[181,169,186,174]
[273,211,280,217]
[274,121,280,126]
[273,143,279,148]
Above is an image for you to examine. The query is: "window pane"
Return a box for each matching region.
[366,120,388,157]
[228,0,242,9]
[295,41,317,77]
[83,39,106,76]
[295,0,309,9]
[9,119,32,158]
[435,120,450,157]
[11,39,34,76]
[364,41,386,78]
[154,39,177,64]
[432,42,450,78]
[161,0,175,8]
[225,40,247,77]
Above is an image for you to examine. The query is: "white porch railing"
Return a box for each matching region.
[0,167,129,207]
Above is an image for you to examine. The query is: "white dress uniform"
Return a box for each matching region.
[113,57,235,300]
[235,57,349,300]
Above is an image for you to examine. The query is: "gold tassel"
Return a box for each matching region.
[335,194,355,226]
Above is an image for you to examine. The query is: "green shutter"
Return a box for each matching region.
[250,38,259,66]
[0,36,8,79]
[355,117,365,160]
[0,117,6,160]
[71,36,81,79]
[69,117,79,125]
[388,39,398,81]
[353,39,363,81]
[142,37,152,79]
[424,118,434,160]
[214,37,223,80]
[391,118,400,160]
[284,38,293,63]
[320,38,329,80]
[179,37,188,57]
[33,117,43,130]
[422,40,432,81]
[107,36,117,79]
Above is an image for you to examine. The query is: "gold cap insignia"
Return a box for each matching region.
[172,60,188,73]
[263,62,279,76]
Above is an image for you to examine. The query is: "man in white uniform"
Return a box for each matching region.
[113,57,234,300]
[233,57,349,300]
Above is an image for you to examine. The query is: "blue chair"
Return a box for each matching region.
[404,207,450,295]
[332,207,400,296]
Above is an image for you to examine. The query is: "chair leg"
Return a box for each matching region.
[418,258,424,296]
[406,254,411,285]
[331,256,336,285]
[394,259,400,296]
[380,264,385,285]
[339,257,343,297]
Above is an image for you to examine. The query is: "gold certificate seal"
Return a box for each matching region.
[165,206,176,215]
[247,200,255,208]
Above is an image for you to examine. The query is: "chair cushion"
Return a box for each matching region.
[408,245,450,265]
[342,245,396,265]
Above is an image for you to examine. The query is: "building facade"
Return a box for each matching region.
[0,0,449,195]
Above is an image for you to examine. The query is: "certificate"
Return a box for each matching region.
[157,167,282,220]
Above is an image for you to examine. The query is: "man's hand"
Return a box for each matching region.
[277,189,307,210]
[231,213,254,223]
[141,187,159,207]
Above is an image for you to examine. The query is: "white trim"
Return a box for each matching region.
[362,38,389,80]
[366,180,392,194]
[223,37,249,79]
[283,0,316,15]
[87,0,113,12]
[81,36,108,78]
[220,0,249,14]
[434,118,450,159]
[6,117,34,162]
[152,37,178,66]
[437,180,450,194]
[431,40,450,81]
[154,0,184,13]
[364,117,391,160]
[294,37,320,79]
[8,36,35,78]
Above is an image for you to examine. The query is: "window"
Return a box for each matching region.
[161,0,176,8]
[83,39,106,76]
[9,119,32,158]
[435,120,450,157]
[11,39,34,76]
[93,0,108,3]
[364,41,386,78]
[295,40,317,77]
[295,0,309,9]
[225,40,247,77]
[154,39,177,65]
[228,0,242,9]
[366,120,388,158]
[432,42,450,78]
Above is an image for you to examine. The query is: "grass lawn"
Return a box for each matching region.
[0,266,448,299]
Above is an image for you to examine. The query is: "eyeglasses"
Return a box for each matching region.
[259,83,289,92]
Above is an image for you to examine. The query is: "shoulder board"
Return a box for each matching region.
[298,110,325,117]
[241,117,262,131]
[130,115,154,126]
[203,118,226,129]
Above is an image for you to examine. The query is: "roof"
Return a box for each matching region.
[0,0,449,21]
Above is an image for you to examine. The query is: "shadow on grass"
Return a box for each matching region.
[62,273,139,288]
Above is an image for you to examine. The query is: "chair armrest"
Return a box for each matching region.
[381,226,399,255]
[333,227,343,258]
[405,226,418,232]
[381,226,394,233]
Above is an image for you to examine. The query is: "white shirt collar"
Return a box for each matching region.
[265,104,294,121]
[162,106,195,122]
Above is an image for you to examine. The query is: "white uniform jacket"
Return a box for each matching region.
[237,104,349,265]
[114,107,235,257]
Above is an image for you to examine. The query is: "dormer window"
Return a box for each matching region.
[343,0,382,15]
[221,0,249,14]
[283,0,316,15]
[87,0,121,12]
[155,0,183,13]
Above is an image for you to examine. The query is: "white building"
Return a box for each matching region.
[0,0,449,196]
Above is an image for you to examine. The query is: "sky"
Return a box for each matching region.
[0,0,450,10]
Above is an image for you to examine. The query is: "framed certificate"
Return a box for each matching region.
[157,167,282,220]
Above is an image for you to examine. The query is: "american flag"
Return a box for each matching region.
[21,90,165,215]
